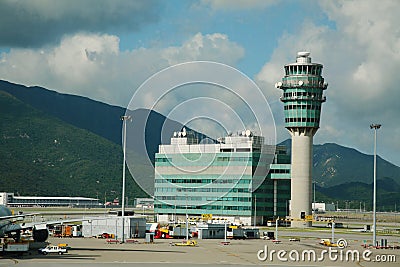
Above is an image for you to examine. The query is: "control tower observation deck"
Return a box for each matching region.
[276,52,328,227]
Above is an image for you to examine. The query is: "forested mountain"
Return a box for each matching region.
[0,90,149,202]
[1,80,399,210]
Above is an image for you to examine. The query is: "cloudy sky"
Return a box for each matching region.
[0,0,399,166]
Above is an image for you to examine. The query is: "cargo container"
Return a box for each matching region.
[0,242,29,253]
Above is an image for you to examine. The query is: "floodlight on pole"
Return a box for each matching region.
[121,115,132,243]
[370,123,381,247]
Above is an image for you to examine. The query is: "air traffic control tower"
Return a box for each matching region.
[276,52,328,227]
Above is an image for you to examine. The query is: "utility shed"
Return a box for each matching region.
[82,216,146,239]
[196,223,226,239]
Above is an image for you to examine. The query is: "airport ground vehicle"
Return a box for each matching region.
[53,225,82,237]
[266,221,276,227]
[227,226,259,239]
[53,225,72,237]
[172,240,198,247]
[57,243,71,249]
[319,239,338,247]
[262,231,275,240]
[155,227,170,238]
[38,245,68,255]
[327,222,344,228]
[267,220,291,227]
[157,224,189,239]
[96,233,115,239]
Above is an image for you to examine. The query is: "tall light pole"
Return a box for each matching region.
[370,123,381,247]
[121,115,132,243]
[185,194,189,241]
[313,181,316,216]
[254,195,257,227]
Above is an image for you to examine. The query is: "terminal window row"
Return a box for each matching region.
[285,65,322,76]
[177,188,232,193]
[179,187,249,193]
[257,206,275,212]
[283,76,323,84]
[156,196,203,201]
[156,156,252,163]
[281,80,325,88]
[269,168,290,174]
[10,199,81,204]
[256,188,290,194]
[216,156,251,162]
[285,117,319,123]
[155,178,251,184]
[284,104,321,110]
[155,158,172,162]
[220,148,252,152]
[154,204,252,211]
[283,92,323,98]
[276,186,291,192]
[156,196,252,202]
[155,187,250,193]
[284,75,322,81]
[253,197,274,203]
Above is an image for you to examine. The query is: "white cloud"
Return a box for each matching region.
[256,0,400,165]
[199,0,279,11]
[162,33,244,66]
[49,34,120,84]
[0,32,245,107]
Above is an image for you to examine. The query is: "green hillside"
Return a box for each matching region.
[1,80,399,211]
[280,139,400,188]
[0,90,149,202]
[313,143,399,187]
[315,177,400,211]
[0,80,192,164]
[279,140,400,210]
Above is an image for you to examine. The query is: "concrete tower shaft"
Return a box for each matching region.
[276,52,328,227]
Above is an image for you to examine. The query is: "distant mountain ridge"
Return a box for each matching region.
[0,90,148,199]
[317,177,400,211]
[0,80,206,199]
[1,80,399,210]
[279,139,400,188]
[0,80,123,145]
[0,80,193,162]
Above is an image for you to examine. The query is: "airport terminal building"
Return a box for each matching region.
[0,192,100,207]
[154,129,291,226]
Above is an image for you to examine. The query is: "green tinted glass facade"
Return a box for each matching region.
[255,146,291,219]
[154,132,291,225]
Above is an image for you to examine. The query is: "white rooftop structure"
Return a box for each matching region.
[159,129,273,154]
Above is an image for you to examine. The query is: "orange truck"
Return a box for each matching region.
[53,225,72,238]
